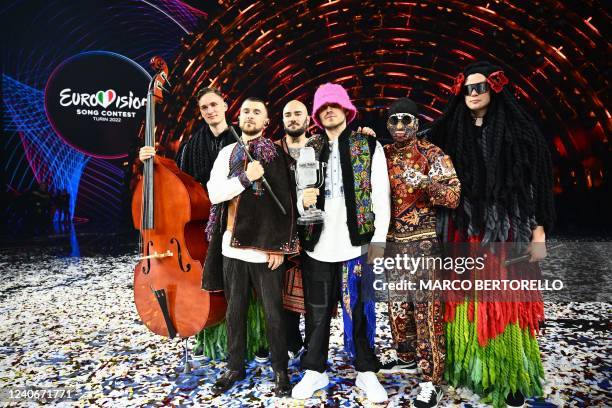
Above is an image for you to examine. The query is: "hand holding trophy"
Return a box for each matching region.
[295,147,326,225]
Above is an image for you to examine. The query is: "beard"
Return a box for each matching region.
[285,127,306,139]
[284,119,308,140]
[240,123,263,136]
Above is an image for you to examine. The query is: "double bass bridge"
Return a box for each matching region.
[138,250,174,260]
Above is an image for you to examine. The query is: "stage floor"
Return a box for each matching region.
[0,236,609,407]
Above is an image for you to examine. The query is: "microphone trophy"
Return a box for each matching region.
[295,147,326,225]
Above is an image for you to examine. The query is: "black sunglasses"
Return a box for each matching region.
[387,113,417,127]
[463,81,489,96]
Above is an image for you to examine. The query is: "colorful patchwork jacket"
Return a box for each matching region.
[301,128,378,251]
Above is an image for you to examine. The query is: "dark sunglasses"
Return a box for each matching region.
[463,81,489,96]
[387,113,417,127]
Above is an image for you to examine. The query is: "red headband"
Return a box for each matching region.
[451,70,509,95]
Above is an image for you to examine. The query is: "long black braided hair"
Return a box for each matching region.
[178,125,210,185]
[429,61,555,239]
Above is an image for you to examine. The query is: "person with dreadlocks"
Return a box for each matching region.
[138,87,269,362]
[381,97,461,408]
[427,61,555,408]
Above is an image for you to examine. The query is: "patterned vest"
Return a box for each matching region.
[300,128,377,251]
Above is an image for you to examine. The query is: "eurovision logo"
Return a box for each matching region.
[59,88,144,110]
[44,51,151,158]
[97,90,115,108]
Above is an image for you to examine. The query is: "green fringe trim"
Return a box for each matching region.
[193,296,269,361]
[445,301,545,408]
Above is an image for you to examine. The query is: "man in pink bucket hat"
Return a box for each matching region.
[291,83,391,403]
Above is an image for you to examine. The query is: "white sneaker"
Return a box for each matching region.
[291,370,329,399]
[356,371,388,403]
[254,347,269,364]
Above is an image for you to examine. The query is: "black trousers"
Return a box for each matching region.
[223,256,288,372]
[284,309,304,354]
[300,253,380,373]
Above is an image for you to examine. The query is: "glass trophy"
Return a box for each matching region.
[295,147,326,225]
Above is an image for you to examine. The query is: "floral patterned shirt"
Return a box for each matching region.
[384,138,461,242]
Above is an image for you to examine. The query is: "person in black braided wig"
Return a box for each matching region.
[428,61,555,247]
[425,61,556,408]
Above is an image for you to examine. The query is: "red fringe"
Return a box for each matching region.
[443,221,545,345]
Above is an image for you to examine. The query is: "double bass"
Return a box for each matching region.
[131,57,226,339]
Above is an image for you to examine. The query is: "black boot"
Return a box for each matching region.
[212,370,245,394]
[506,390,525,407]
[273,370,291,397]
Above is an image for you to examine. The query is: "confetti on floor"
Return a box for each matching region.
[0,240,610,407]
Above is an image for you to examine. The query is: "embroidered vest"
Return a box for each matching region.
[300,128,377,251]
[202,137,299,291]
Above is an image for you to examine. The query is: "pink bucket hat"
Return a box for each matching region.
[311,83,357,128]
